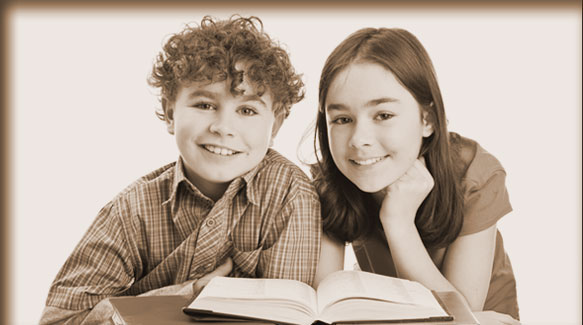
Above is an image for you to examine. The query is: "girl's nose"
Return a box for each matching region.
[348,121,373,148]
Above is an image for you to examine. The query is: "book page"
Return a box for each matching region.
[316,270,445,314]
[319,297,450,324]
[193,276,318,313]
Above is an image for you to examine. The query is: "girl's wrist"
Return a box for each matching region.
[380,213,416,231]
[382,219,418,244]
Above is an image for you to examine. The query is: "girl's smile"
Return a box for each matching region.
[350,155,388,166]
[325,62,433,193]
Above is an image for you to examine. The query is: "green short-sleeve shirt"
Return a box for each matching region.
[353,132,519,319]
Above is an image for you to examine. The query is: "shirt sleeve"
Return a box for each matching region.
[459,150,513,236]
[43,199,136,317]
[256,192,322,286]
[39,306,91,325]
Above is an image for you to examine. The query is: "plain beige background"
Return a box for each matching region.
[8,5,582,325]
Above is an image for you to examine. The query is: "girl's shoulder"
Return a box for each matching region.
[449,132,512,236]
[449,132,507,190]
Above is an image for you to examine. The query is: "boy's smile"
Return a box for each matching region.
[166,74,277,201]
[201,144,241,156]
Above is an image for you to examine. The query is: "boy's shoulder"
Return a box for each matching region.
[113,161,178,203]
[251,149,318,200]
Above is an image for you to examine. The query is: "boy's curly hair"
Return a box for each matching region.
[148,15,305,121]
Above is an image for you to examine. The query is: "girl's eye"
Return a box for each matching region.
[194,102,215,110]
[331,116,352,125]
[375,112,394,121]
[239,107,258,116]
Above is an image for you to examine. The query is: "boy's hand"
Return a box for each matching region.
[379,157,434,226]
[192,257,233,298]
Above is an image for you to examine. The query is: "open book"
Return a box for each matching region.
[183,270,454,325]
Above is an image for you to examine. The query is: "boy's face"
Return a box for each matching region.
[165,73,278,200]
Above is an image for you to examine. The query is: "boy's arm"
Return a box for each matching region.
[39,283,195,325]
[39,306,93,325]
[39,258,234,325]
[40,201,136,325]
[257,192,322,285]
[40,301,115,325]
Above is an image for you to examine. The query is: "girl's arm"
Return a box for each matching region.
[380,158,496,311]
[384,218,496,311]
[442,224,497,309]
[313,233,345,288]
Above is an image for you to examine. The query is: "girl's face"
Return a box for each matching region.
[325,62,433,193]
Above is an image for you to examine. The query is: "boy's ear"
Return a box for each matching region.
[163,98,175,135]
[422,110,434,138]
[269,110,286,146]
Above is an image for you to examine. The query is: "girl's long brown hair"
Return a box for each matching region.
[313,28,464,248]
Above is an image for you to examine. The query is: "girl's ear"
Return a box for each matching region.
[163,98,175,135]
[422,110,434,138]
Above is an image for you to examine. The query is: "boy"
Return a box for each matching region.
[40,15,321,325]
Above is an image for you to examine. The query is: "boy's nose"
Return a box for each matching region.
[209,112,235,136]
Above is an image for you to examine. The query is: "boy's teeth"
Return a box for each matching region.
[205,145,236,156]
[353,157,384,166]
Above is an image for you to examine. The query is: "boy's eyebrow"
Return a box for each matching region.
[188,90,217,99]
[241,94,266,106]
[326,97,399,111]
[187,90,266,106]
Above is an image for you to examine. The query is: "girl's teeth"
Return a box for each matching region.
[354,157,383,166]
[205,145,235,156]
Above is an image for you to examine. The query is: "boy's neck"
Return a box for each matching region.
[183,168,231,202]
[199,183,229,202]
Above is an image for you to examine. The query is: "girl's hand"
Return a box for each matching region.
[379,157,434,226]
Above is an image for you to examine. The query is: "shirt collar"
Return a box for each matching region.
[161,158,191,208]
[163,153,272,208]
[240,149,277,206]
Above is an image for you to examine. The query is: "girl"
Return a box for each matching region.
[311,27,520,324]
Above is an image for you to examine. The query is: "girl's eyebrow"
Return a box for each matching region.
[327,97,399,111]
[368,97,399,106]
[326,103,346,111]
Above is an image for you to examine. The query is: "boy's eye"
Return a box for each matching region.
[375,112,394,121]
[238,107,258,116]
[331,116,352,125]
[194,102,216,110]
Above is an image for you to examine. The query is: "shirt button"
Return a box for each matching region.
[206,219,216,227]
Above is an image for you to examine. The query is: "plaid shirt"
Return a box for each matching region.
[45,149,321,311]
